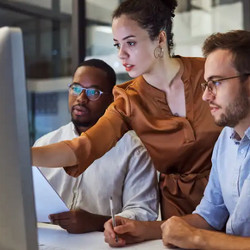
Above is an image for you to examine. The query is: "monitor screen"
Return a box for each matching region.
[0,27,38,250]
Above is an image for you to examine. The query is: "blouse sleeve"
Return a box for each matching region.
[62,86,132,177]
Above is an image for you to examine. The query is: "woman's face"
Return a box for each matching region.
[112,14,159,78]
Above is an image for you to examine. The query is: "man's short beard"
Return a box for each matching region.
[71,117,92,128]
[215,84,249,127]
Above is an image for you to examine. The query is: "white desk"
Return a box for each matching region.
[38,223,168,250]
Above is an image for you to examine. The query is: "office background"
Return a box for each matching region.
[0,0,249,143]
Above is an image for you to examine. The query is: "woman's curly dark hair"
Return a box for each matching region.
[113,0,178,56]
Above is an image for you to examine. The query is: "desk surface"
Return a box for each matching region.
[38,223,168,250]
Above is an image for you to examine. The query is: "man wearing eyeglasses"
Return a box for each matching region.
[34,59,158,233]
[161,30,250,249]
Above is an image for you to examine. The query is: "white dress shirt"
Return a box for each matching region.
[34,122,158,221]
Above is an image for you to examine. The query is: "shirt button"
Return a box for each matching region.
[240,149,245,154]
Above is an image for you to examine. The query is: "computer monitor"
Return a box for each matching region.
[0,27,38,250]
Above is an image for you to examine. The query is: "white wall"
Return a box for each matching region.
[174,2,243,57]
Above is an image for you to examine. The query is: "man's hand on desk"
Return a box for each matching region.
[49,209,110,234]
[161,216,199,249]
[104,216,150,247]
[161,216,250,249]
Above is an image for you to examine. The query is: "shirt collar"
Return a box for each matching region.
[70,121,80,136]
[230,126,250,144]
[244,127,250,140]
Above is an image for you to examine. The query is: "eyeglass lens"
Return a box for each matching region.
[69,84,101,100]
[201,82,216,95]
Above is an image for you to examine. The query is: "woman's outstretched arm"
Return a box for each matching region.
[32,141,77,168]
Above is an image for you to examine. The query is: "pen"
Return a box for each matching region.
[109,196,118,242]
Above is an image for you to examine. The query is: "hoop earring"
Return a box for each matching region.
[154,46,164,59]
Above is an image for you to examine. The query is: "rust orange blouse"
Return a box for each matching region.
[63,56,221,220]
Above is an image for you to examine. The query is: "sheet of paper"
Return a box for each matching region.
[38,223,168,250]
[32,167,69,222]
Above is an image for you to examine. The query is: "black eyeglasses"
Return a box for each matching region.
[201,74,250,96]
[68,83,110,101]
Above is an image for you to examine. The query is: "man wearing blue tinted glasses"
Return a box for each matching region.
[34,59,158,233]
[68,82,109,101]
[161,30,250,249]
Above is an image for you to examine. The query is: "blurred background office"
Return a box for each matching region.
[0,0,249,144]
